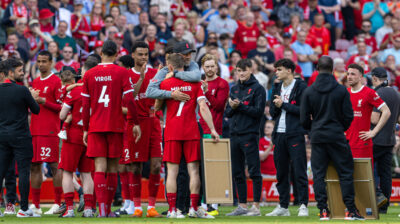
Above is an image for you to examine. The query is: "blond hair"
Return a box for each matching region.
[201,54,218,67]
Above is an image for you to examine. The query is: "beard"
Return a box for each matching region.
[220,14,228,19]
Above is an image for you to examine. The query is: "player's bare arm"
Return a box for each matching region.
[133,63,147,98]
[198,98,219,142]
[360,104,391,140]
[60,104,72,121]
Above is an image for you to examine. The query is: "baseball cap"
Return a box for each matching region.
[114,33,124,39]
[94,40,104,49]
[371,67,387,79]
[173,41,196,54]
[29,19,39,26]
[283,32,292,38]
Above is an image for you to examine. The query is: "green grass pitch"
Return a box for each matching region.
[2,205,400,223]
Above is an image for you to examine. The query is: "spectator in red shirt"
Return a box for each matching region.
[259,120,276,178]
[71,0,90,50]
[346,41,371,74]
[264,21,282,52]
[55,45,80,72]
[380,17,400,50]
[89,2,104,34]
[275,33,298,62]
[39,9,56,36]
[233,11,260,58]
[308,13,330,56]
[354,20,378,53]
[144,24,158,52]
[112,32,129,58]
[171,0,190,22]
[284,13,301,37]
[283,48,302,76]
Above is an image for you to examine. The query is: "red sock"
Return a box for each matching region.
[84,194,93,210]
[91,172,97,209]
[64,192,74,210]
[94,172,106,216]
[190,194,200,211]
[31,188,41,208]
[132,174,142,207]
[148,173,160,207]
[120,172,130,201]
[167,193,177,212]
[54,187,63,205]
[106,173,118,215]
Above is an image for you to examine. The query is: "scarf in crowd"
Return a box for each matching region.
[12,2,27,19]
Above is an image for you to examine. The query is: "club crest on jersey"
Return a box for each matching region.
[248,88,252,94]
[43,86,48,93]
[212,89,216,95]
[357,99,363,107]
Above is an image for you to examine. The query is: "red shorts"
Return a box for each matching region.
[59,141,94,172]
[87,132,123,158]
[351,146,373,163]
[119,124,132,164]
[163,140,200,164]
[32,136,60,163]
[130,117,162,163]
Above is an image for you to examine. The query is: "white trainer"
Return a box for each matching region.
[167,210,177,218]
[82,209,94,218]
[176,209,186,218]
[298,204,309,217]
[29,204,42,215]
[44,204,60,215]
[61,209,75,218]
[265,204,290,216]
[188,207,215,219]
[17,209,41,218]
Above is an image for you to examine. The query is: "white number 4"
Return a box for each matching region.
[98,85,110,107]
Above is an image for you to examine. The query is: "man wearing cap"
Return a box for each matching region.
[39,8,56,36]
[370,67,400,213]
[26,19,54,56]
[265,21,282,51]
[275,32,298,62]
[71,0,90,48]
[207,4,238,37]
[55,46,80,72]
[146,41,201,101]
[112,33,129,58]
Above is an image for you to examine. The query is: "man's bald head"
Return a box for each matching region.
[317,56,334,74]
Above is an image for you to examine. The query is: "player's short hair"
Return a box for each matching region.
[167,53,185,70]
[62,45,73,51]
[165,46,174,55]
[274,58,296,73]
[60,70,75,83]
[101,40,118,57]
[119,55,135,68]
[83,58,99,71]
[348,63,364,75]
[201,54,218,67]
[236,58,252,71]
[131,41,149,53]
[38,50,53,62]
[87,54,101,63]
[7,58,23,73]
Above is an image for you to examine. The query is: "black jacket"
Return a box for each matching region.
[0,82,40,141]
[300,73,354,143]
[226,75,266,136]
[270,78,307,137]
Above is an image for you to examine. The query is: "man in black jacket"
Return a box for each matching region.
[301,56,364,220]
[267,59,309,217]
[225,59,266,216]
[0,58,40,218]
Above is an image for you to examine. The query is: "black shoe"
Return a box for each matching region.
[320,208,331,221]
[161,210,168,215]
[376,193,388,208]
[119,210,128,215]
[345,209,365,220]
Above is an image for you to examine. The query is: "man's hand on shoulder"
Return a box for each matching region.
[171,88,190,102]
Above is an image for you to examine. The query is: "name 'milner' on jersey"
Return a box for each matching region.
[160,77,205,141]
[81,63,134,133]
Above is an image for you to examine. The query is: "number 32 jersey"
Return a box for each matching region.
[82,63,134,133]
[160,77,205,141]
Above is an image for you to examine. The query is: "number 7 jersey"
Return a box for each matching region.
[81,63,134,133]
[160,77,205,141]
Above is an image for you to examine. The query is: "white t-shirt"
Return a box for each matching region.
[277,79,296,133]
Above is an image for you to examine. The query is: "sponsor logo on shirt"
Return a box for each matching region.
[354,111,362,117]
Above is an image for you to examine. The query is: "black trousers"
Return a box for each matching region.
[0,137,33,211]
[373,145,393,211]
[176,157,190,212]
[311,141,355,211]
[231,133,262,204]
[5,159,17,204]
[273,133,308,208]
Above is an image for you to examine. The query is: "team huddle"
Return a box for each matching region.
[10,39,221,219]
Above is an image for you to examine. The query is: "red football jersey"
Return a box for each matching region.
[54,60,80,72]
[160,77,204,141]
[30,74,62,136]
[346,54,370,74]
[265,33,281,49]
[129,67,157,118]
[309,26,331,55]
[259,136,276,176]
[63,86,84,145]
[354,35,378,52]
[345,86,385,149]
[81,63,134,133]
[233,23,260,58]
[199,77,229,135]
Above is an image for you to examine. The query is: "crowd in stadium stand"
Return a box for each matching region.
[0,0,400,218]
